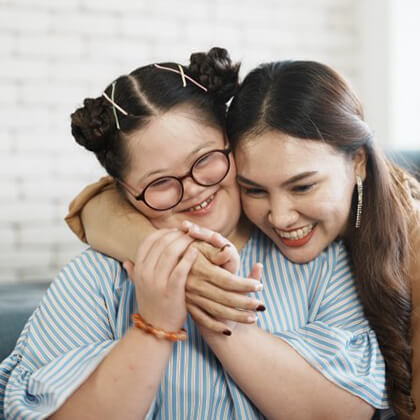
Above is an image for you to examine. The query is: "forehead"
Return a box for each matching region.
[126,108,224,178]
[235,131,345,178]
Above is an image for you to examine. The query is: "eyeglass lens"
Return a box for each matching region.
[144,150,229,210]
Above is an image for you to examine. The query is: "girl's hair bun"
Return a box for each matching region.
[189,47,240,103]
[71,97,115,153]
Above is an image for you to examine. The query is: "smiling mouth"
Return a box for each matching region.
[183,194,215,212]
[277,224,315,240]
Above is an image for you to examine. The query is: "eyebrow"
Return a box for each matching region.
[138,141,217,185]
[236,171,318,187]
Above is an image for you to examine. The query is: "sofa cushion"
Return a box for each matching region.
[0,283,49,362]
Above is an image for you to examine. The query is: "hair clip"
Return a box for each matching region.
[153,63,208,92]
[102,81,128,130]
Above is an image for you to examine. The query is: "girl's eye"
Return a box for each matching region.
[292,183,315,193]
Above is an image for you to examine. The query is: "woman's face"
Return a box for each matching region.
[122,107,241,238]
[235,131,366,263]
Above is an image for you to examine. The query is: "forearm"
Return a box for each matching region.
[49,327,172,420]
[81,187,154,262]
[203,323,374,420]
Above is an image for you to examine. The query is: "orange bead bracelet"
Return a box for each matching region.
[132,313,187,342]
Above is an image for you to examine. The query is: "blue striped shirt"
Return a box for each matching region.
[0,229,389,419]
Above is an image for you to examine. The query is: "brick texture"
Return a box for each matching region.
[0,0,362,283]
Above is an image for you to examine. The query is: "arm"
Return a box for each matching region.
[203,325,374,420]
[1,232,196,420]
[197,236,386,419]
[74,179,154,262]
[50,230,198,420]
[64,180,263,334]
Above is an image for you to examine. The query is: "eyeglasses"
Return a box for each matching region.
[117,148,232,211]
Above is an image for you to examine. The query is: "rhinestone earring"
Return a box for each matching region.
[355,175,363,229]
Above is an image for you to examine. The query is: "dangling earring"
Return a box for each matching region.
[355,175,363,229]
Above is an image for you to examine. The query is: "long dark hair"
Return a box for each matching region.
[227,60,414,418]
[70,47,240,181]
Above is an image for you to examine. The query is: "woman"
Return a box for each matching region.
[66,55,420,419]
[0,49,386,420]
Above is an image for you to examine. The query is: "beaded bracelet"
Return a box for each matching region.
[132,313,187,342]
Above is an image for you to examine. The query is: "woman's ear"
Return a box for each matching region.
[353,147,367,181]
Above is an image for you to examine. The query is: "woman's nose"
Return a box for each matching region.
[267,195,299,229]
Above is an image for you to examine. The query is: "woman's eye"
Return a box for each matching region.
[241,187,266,196]
[292,183,315,193]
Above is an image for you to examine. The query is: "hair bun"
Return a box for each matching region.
[71,97,115,153]
[189,47,240,103]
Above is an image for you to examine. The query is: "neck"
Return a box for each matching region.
[226,214,253,251]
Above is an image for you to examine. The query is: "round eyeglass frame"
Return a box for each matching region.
[116,147,232,211]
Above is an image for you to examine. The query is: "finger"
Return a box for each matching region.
[249,263,264,281]
[168,246,199,293]
[187,303,232,335]
[140,230,190,277]
[156,235,197,285]
[191,262,263,293]
[186,293,258,324]
[182,221,228,249]
[134,228,178,265]
[210,244,238,273]
[186,280,264,311]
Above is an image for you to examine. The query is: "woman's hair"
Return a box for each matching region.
[227,61,414,418]
[71,47,240,180]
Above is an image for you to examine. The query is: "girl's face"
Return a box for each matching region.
[122,107,241,238]
[235,131,366,263]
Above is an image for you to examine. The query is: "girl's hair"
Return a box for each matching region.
[71,47,240,180]
[227,60,414,418]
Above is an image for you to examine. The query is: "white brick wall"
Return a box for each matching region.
[0,0,363,284]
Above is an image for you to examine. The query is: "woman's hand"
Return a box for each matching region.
[123,229,198,331]
[182,222,265,335]
[182,220,240,273]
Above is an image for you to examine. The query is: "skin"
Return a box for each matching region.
[235,131,367,264]
[53,111,374,420]
[123,107,241,238]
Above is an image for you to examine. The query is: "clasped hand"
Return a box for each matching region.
[124,222,263,335]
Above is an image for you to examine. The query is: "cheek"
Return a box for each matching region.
[310,186,353,223]
[240,194,265,222]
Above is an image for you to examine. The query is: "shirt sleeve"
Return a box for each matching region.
[274,242,389,409]
[0,250,123,420]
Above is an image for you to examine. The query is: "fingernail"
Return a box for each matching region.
[183,220,192,229]
[254,283,263,291]
[248,315,258,323]
[256,304,266,312]
[223,329,232,336]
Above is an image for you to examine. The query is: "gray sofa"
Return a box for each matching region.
[0,150,419,363]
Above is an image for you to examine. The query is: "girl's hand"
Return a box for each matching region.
[123,229,198,332]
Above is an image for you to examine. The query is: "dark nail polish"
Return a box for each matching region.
[223,329,232,336]
[256,304,266,312]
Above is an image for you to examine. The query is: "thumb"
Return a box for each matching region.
[248,263,263,282]
[123,260,135,280]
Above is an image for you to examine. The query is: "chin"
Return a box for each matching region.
[272,238,323,264]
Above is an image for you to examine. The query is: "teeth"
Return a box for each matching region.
[278,224,314,240]
[187,195,214,212]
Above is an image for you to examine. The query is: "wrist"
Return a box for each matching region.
[132,313,187,342]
